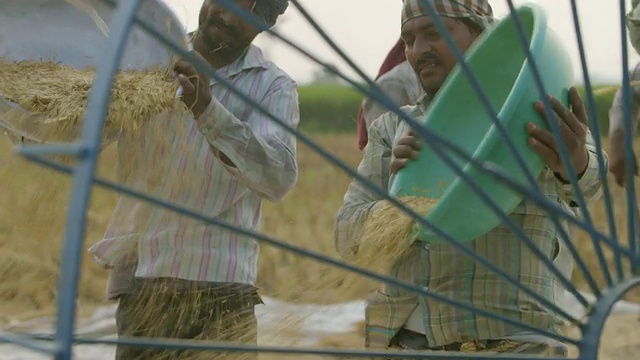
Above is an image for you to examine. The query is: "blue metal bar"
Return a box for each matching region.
[22,153,580,345]
[8,0,632,358]
[505,0,609,292]
[18,143,88,158]
[287,0,386,100]
[95,0,594,314]
[475,160,623,255]
[569,0,623,282]
[5,1,633,358]
[0,332,59,354]
[292,0,606,297]
[579,277,640,360]
[97,0,631,307]
[181,0,620,266]
[618,0,640,275]
[0,331,576,360]
[69,335,572,360]
[18,331,574,360]
[292,0,542,200]
[22,331,577,360]
[180,0,597,308]
[46,1,143,359]
[424,0,612,294]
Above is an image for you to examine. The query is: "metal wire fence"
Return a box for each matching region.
[0,0,639,359]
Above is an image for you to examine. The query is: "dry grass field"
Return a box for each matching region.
[0,134,372,319]
[0,133,639,358]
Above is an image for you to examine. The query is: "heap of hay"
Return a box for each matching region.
[352,196,439,274]
[0,59,189,143]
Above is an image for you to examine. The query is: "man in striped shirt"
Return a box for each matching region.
[335,0,606,358]
[87,0,298,358]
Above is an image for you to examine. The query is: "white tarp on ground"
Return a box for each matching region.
[1,291,639,360]
[0,296,366,360]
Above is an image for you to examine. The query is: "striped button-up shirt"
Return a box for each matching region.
[334,95,606,349]
[88,45,299,292]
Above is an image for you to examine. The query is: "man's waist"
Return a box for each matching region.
[125,276,260,297]
[106,254,259,300]
[391,328,567,353]
[91,228,260,282]
[365,288,560,348]
[101,225,259,242]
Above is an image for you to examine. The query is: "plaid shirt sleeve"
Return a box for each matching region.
[334,115,396,259]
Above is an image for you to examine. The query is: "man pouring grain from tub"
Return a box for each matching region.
[335,0,606,358]
[87,1,298,359]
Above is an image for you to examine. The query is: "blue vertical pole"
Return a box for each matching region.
[47,0,142,358]
[617,0,640,275]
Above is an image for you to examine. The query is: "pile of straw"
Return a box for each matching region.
[120,281,262,360]
[0,59,189,143]
[352,196,439,274]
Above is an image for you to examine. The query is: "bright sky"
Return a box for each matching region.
[162,0,640,85]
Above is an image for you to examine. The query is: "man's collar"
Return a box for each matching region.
[223,45,269,77]
[187,31,269,79]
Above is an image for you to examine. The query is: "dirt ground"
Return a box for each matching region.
[566,313,640,360]
[301,314,640,360]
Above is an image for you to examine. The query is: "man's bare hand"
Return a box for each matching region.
[391,130,422,175]
[527,86,590,181]
[174,51,212,119]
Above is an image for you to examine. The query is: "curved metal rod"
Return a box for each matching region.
[617,0,640,273]
[175,0,619,260]
[291,0,615,293]
[290,0,543,200]
[285,1,597,308]
[227,0,610,296]
[94,0,632,308]
[4,1,632,358]
[66,335,571,360]
[0,332,58,354]
[287,0,385,101]
[208,0,605,297]
[23,153,580,345]
[570,0,623,282]
[578,277,640,360]
[504,0,601,242]
[504,0,610,294]
[49,1,142,359]
[92,0,595,314]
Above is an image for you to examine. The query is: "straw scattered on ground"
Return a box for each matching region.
[118,281,272,360]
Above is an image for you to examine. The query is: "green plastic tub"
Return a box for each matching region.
[389,3,574,243]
